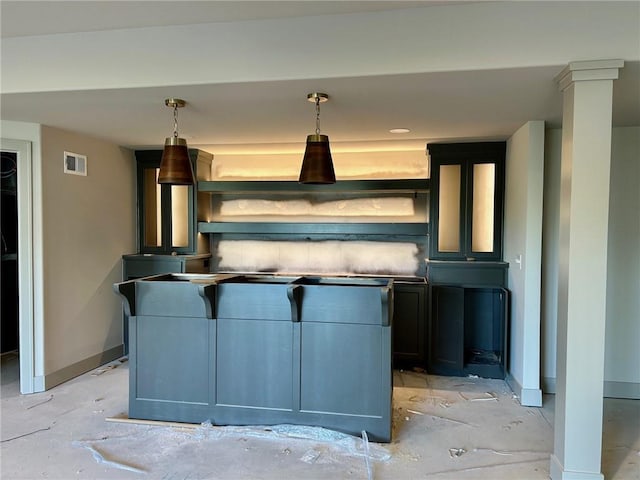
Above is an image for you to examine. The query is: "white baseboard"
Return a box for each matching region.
[506,372,543,407]
[603,381,640,399]
[543,376,556,394]
[543,377,639,399]
[550,454,604,480]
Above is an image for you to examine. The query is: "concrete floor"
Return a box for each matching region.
[1,352,638,480]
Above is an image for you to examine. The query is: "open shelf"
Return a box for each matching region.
[198,179,429,194]
[198,221,429,236]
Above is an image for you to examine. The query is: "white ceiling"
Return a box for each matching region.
[0,1,463,38]
[1,1,638,155]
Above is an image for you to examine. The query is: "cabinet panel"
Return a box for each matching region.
[216,318,294,410]
[135,315,210,404]
[300,323,387,417]
[129,314,212,423]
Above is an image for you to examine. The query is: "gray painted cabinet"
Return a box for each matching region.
[114,274,393,442]
[119,279,217,422]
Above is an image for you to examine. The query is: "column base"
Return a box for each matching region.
[550,454,604,480]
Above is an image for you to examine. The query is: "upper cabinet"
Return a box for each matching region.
[135,149,212,255]
[427,142,505,261]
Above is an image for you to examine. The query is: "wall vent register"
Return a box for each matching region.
[63,151,87,176]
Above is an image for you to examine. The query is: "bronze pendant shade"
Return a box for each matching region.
[299,92,336,184]
[158,98,195,185]
[158,136,195,185]
[299,134,336,184]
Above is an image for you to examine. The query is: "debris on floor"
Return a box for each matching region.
[192,421,392,463]
[91,364,118,376]
[76,443,146,474]
[26,394,54,410]
[362,430,373,480]
[449,447,467,458]
[1,425,52,443]
[406,409,425,416]
[459,391,499,402]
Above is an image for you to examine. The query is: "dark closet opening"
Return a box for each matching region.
[1,151,19,353]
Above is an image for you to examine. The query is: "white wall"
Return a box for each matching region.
[541,129,562,389]
[504,121,545,406]
[542,127,640,398]
[604,127,640,397]
[39,126,136,383]
[212,150,428,180]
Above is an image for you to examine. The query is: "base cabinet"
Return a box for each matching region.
[121,253,211,354]
[124,279,216,423]
[115,274,393,442]
[428,285,508,379]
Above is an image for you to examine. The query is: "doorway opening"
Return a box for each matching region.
[1,151,20,389]
[1,138,41,395]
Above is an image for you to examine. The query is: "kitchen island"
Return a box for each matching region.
[114,273,393,442]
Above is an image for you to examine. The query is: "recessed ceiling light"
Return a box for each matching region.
[389,128,410,134]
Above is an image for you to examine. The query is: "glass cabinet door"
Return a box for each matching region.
[437,164,462,254]
[469,161,497,255]
[428,142,504,261]
[170,185,190,248]
[141,166,164,249]
[137,153,195,254]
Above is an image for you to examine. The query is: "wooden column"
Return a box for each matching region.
[551,59,623,480]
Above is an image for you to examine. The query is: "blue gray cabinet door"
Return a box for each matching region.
[215,317,295,411]
[300,322,388,416]
[129,314,213,423]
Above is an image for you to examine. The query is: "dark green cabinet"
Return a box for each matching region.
[428,284,508,379]
[392,282,427,367]
[122,253,211,280]
[135,149,212,255]
[428,142,505,261]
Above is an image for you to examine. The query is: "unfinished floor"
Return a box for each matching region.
[1,353,638,480]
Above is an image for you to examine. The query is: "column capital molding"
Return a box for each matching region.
[555,59,624,92]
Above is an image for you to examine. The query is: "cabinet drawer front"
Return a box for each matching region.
[299,285,389,325]
[216,284,293,320]
[125,259,184,279]
[136,282,209,317]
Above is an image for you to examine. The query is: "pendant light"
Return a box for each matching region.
[299,92,336,184]
[158,98,195,185]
